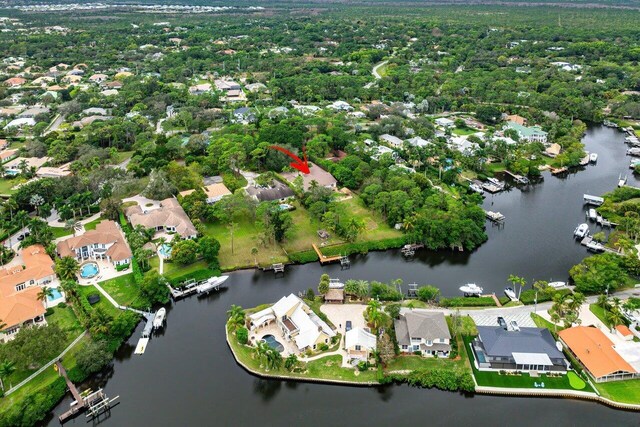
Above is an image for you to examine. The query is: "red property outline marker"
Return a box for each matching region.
[268,145,310,174]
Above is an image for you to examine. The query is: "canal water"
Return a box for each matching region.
[46,126,640,426]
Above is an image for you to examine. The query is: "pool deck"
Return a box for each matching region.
[78,258,132,286]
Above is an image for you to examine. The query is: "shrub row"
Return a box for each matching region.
[519,288,572,305]
[439,297,496,307]
[287,250,319,264]
[321,237,408,257]
[381,368,475,392]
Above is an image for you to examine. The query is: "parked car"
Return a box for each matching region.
[497,316,507,329]
[17,232,30,241]
[345,320,352,332]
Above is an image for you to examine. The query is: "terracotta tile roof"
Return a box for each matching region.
[0,286,45,330]
[559,326,636,379]
[0,245,54,296]
[616,324,634,337]
[56,220,132,262]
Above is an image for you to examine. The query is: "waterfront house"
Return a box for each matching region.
[559,326,639,382]
[504,121,548,144]
[281,162,337,192]
[473,326,568,373]
[245,180,294,203]
[395,311,451,357]
[379,134,404,148]
[248,293,336,352]
[435,117,455,128]
[125,197,197,240]
[0,245,60,342]
[57,220,132,267]
[179,183,232,204]
[344,327,376,362]
[4,156,50,175]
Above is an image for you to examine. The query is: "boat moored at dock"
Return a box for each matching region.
[627,147,640,157]
[589,153,598,163]
[586,241,605,253]
[583,194,604,206]
[152,307,166,330]
[574,223,589,239]
[548,281,566,289]
[459,283,483,297]
[587,209,597,221]
[504,287,518,301]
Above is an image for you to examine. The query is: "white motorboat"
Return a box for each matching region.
[630,160,640,169]
[487,177,505,189]
[548,281,566,289]
[460,283,483,297]
[627,147,640,157]
[329,278,345,289]
[588,209,597,220]
[574,223,589,239]
[469,183,484,194]
[589,153,598,163]
[504,287,518,301]
[152,307,166,330]
[586,241,605,253]
[196,275,229,295]
[618,175,628,187]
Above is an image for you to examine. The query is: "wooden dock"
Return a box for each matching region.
[580,236,622,255]
[312,243,344,265]
[551,166,568,175]
[504,170,529,185]
[485,294,503,308]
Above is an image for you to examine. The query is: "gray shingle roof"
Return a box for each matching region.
[476,326,564,359]
[394,311,451,346]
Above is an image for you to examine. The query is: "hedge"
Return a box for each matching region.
[519,288,572,305]
[439,297,496,307]
[319,237,408,257]
[381,368,475,392]
[0,377,68,427]
[287,250,319,264]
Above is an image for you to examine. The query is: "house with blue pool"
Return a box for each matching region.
[57,220,132,268]
[0,245,62,342]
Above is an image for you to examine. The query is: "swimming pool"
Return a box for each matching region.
[80,262,99,279]
[261,335,284,352]
[159,244,172,258]
[47,287,63,301]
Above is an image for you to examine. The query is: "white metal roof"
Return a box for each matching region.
[345,327,377,351]
[512,352,553,366]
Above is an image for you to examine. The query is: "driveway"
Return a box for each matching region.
[321,303,367,334]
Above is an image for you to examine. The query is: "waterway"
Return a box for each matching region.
[46,126,640,426]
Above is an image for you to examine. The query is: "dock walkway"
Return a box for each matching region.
[312,244,344,264]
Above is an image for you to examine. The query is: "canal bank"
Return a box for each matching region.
[45,126,640,426]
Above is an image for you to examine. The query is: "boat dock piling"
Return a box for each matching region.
[56,361,118,423]
[272,263,285,274]
[401,243,424,258]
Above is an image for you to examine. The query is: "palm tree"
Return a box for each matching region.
[508,274,527,300]
[265,349,283,371]
[606,308,625,328]
[55,256,80,281]
[0,360,16,392]
[251,247,258,265]
[366,299,382,330]
[226,305,245,331]
[252,340,270,367]
[37,286,53,303]
[356,279,370,300]
[4,199,17,222]
[60,280,78,299]
[89,307,112,336]
[597,294,610,310]
[65,219,82,237]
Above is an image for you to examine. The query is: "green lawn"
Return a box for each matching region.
[0,177,23,195]
[385,354,466,372]
[99,273,146,308]
[76,285,121,318]
[83,216,103,231]
[47,305,84,338]
[597,379,640,404]
[203,196,401,270]
[113,150,134,164]
[151,257,211,280]
[589,304,611,328]
[531,313,561,332]
[452,127,477,136]
[51,226,73,239]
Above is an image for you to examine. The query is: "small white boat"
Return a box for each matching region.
[618,175,628,187]
[589,153,598,163]
[548,281,566,289]
[586,241,605,253]
[588,209,597,220]
[630,160,640,169]
[504,287,518,301]
[460,283,483,297]
[152,307,166,330]
[469,183,484,194]
[574,223,589,239]
[329,278,345,289]
[487,177,505,189]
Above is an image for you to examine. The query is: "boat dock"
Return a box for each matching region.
[485,210,505,224]
[312,243,348,265]
[504,170,529,185]
[580,236,622,255]
[56,361,119,423]
[551,166,568,175]
[134,311,155,355]
[482,182,503,193]
[583,194,604,206]
[401,243,424,257]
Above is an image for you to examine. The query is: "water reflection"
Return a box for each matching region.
[253,379,282,402]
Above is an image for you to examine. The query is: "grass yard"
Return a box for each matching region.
[83,216,103,231]
[597,379,640,404]
[99,273,146,308]
[113,150,134,164]
[47,305,84,338]
[385,354,467,372]
[152,257,212,280]
[589,304,611,328]
[531,313,561,332]
[452,127,477,136]
[0,177,23,195]
[51,226,73,239]
[76,285,121,318]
